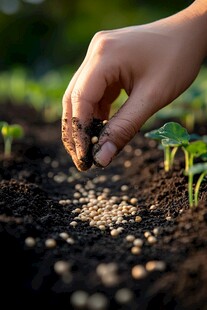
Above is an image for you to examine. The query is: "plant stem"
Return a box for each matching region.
[182,147,189,173]
[170,146,178,167]
[188,155,194,208]
[164,146,170,172]
[4,137,12,157]
[194,171,207,207]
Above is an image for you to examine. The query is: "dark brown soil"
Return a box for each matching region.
[1,102,207,310]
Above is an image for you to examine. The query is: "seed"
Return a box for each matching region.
[101,274,119,287]
[131,246,141,255]
[125,235,135,242]
[130,198,138,205]
[54,260,70,275]
[131,265,147,279]
[87,293,108,310]
[135,216,142,222]
[166,216,172,221]
[153,227,160,236]
[70,290,89,308]
[149,204,157,210]
[115,288,134,304]
[70,221,78,227]
[59,232,69,240]
[147,236,157,245]
[66,237,75,245]
[144,231,151,238]
[133,238,143,247]
[45,238,57,249]
[121,185,129,192]
[25,237,36,248]
[145,260,166,272]
[110,229,119,237]
[91,136,99,144]
[124,160,132,168]
[102,120,108,125]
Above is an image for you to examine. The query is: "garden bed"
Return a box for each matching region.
[0,102,207,310]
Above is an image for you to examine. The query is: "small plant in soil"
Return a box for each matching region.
[187,162,207,207]
[0,121,24,157]
[145,122,190,172]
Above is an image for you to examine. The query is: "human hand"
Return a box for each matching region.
[62,0,207,171]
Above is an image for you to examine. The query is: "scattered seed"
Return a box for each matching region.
[115,288,134,304]
[110,229,120,237]
[121,185,129,192]
[59,232,69,240]
[125,235,135,242]
[131,246,141,255]
[147,236,157,245]
[70,290,89,308]
[102,120,108,125]
[153,227,160,236]
[149,204,157,210]
[166,216,172,221]
[131,265,147,279]
[133,238,143,247]
[66,237,75,245]
[25,237,36,248]
[130,198,138,205]
[70,221,78,227]
[144,231,151,238]
[135,216,142,222]
[145,260,166,272]
[45,238,57,249]
[54,260,70,275]
[87,293,108,310]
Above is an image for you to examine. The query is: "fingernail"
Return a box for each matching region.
[94,141,117,167]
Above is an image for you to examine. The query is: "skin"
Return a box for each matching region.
[62,0,207,171]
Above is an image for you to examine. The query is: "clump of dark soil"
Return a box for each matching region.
[0,102,207,310]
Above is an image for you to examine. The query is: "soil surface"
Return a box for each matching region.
[1,102,207,310]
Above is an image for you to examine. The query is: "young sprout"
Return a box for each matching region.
[182,141,207,207]
[182,141,207,173]
[188,163,207,207]
[0,121,24,157]
[145,122,190,172]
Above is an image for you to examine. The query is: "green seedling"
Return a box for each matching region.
[145,122,190,172]
[0,121,24,157]
[182,140,207,173]
[188,163,207,207]
[182,140,207,207]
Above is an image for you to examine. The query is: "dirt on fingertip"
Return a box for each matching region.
[72,117,106,170]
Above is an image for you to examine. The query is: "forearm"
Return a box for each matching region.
[175,0,207,59]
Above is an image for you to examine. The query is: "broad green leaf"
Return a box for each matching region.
[145,122,190,146]
[144,129,162,140]
[158,122,190,145]
[184,141,207,158]
[188,163,207,175]
[9,125,24,139]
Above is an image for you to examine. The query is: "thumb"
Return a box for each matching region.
[93,89,156,167]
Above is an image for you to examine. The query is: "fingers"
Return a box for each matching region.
[93,86,157,167]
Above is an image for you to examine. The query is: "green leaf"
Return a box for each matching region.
[145,122,190,146]
[9,125,24,139]
[188,163,207,175]
[159,122,190,145]
[184,141,207,158]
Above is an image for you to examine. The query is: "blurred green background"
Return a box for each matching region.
[1,0,206,129]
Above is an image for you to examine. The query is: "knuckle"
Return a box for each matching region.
[92,31,114,57]
[111,118,138,144]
